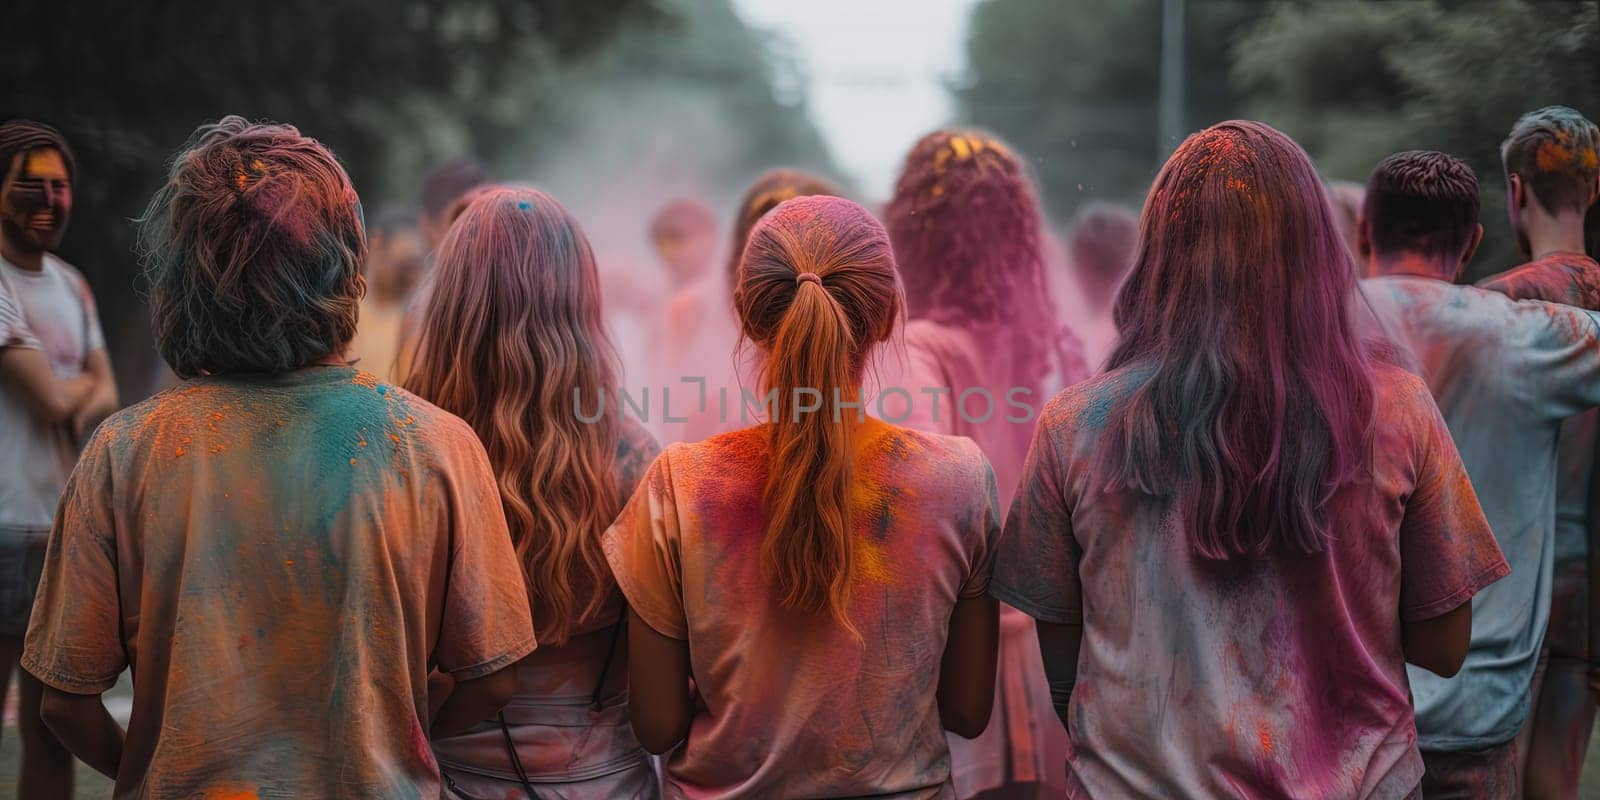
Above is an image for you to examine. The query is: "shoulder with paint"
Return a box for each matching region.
[863,416,992,487]
[894,317,969,369]
[615,416,663,492]
[365,376,473,442]
[1036,364,1145,438]
[665,424,767,477]
[1369,361,1437,422]
[82,379,215,455]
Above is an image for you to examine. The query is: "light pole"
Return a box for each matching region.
[1158,0,1186,158]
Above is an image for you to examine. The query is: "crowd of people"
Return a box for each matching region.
[0,101,1595,800]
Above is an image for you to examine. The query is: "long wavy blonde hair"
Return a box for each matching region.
[404,186,621,645]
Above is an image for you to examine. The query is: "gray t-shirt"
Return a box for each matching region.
[0,253,105,534]
[1361,275,1600,750]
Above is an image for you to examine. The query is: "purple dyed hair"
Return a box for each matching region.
[885,129,1079,390]
[1104,120,1377,560]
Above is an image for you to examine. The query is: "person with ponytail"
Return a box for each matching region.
[605,195,1000,797]
[405,186,662,799]
[674,168,843,443]
[993,122,1510,798]
[879,129,1080,799]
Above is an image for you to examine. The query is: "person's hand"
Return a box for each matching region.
[71,379,114,446]
[72,400,99,445]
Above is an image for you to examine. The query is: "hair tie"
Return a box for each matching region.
[795,271,822,286]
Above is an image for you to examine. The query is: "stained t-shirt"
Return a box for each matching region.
[603,419,1000,799]
[992,363,1508,799]
[21,366,538,799]
[431,418,662,786]
[1361,275,1600,748]
[1477,252,1600,659]
[0,253,105,533]
[870,319,1077,795]
[1476,251,1600,311]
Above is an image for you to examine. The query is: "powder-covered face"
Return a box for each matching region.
[0,148,72,253]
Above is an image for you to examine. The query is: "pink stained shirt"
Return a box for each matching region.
[993,363,1509,799]
[603,419,1000,798]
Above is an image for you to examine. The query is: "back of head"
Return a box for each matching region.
[1065,202,1139,311]
[1502,105,1600,216]
[1362,150,1481,272]
[404,186,620,644]
[139,115,366,378]
[734,195,900,631]
[885,129,1064,388]
[366,205,425,303]
[726,169,840,292]
[0,119,76,182]
[1108,120,1376,560]
[650,198,719,284]
[419,157,490,223]
[419,157,490,247]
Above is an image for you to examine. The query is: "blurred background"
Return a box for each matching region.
[2,0,1600,796]
[1,0,1597,399]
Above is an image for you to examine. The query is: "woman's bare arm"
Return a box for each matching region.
[1036,619,1084,731]
[627,609,695,753]
[1402,601,1472,678]
[938,593,999,738]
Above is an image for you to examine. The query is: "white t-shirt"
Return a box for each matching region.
[0,253,106,533]
[1361,275,1600,749]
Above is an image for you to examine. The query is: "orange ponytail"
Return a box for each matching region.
[733,196,900,631]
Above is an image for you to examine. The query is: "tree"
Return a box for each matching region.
[1235,0,1600,278]
[0,0,839,397]
[1,0,658,394]
[955,0,1255,223]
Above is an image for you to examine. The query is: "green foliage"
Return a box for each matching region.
[0,0,834,395]
[959,0,1600,279]
[523,0,836,194]
[955,0,1254,222]
[1,0,657,391]
[1237,0,1600,278]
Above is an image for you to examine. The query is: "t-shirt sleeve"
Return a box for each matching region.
[20,431,125,693]
[615,421,663,500]
[432,430,538,680]
[959,451,1003,598]
[990,404,1082,624]
[602,449,688,640]
[0,284,41,351]
[1511,302,1600,419]
[1398,384,1510,621]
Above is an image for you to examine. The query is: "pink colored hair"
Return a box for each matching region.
[726,169,840,293]
[885,129,1079,390]
[1104,121,1377,559]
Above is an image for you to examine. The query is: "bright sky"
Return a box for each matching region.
[730,0,984,202]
